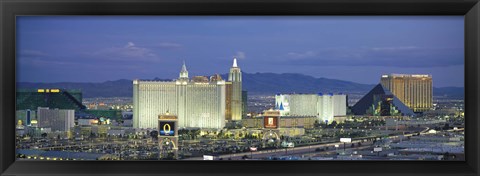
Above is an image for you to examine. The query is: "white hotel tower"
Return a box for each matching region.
[275,93,347,124]
[133,61,226,129]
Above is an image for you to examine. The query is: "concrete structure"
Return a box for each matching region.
[225,82,232,121]
[241,116,316,129]
[158,111,179,160]
[242,90,248,118]
[227,58,242,121]
[37,107,75,132]
[275,93,347,124]
[16,109,36,126]
[380,74,433,112]
[78,119,98,126]
[133,61,227,129]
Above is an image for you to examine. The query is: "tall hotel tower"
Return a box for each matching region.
[133,62,226,129]
[227,58,243,121]
[380,74,433,112]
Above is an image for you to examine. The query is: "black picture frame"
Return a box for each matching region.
[1,0,479,176]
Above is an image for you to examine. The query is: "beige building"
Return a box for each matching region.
[37,107,75,132]
[225,82,232,121]
[380,74,433,112]
[241,116,316,129]
[133,62,226,129]
[133,59,243,129]
[227,58,242,121]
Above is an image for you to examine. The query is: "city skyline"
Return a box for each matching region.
[17,16,464,87]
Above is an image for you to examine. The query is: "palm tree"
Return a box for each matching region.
[150,130,158,140]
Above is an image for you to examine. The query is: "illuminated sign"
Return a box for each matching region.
[203,155,214,160]
[159,122,175,136]
[411,74,430,78]
[159,115,177,120]
[264,116,278,129]
[264,110,280,116]
[340,138,352,143]
[50,89,60,93]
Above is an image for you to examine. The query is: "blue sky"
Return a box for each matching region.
[17,16,464,87]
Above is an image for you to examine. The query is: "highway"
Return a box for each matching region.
[185,136,382,160]
[183,126,460,160]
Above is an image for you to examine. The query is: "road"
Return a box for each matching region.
[184,127,447,160]
[184,138,376,160]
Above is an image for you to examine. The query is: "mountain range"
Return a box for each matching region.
[17,72,464,99]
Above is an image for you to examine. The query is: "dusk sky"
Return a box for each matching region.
[17,16,464,87]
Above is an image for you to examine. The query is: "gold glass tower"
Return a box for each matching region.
[228,58,242,121]
[380,74,433,112]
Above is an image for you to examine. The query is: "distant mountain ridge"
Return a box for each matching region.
[17,72,464,99]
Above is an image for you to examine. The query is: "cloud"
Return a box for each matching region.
[91,42,159,62]
[371,46,418,51]
[18,50,49,58]
[126,42,135,48]
[157,42,182,49]
[283,46,463,68]
[234,51,246,59]
[287,51,317,59]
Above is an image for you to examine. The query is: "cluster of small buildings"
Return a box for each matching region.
[16,108,74,138]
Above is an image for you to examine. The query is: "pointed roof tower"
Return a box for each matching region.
[232,57,238,68]
[181,60,187,72]
[179,60,189,79]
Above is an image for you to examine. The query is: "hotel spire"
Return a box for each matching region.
[179,60,189,79]
[233,57,238,68]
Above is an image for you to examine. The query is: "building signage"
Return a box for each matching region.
[340,138,352,143]
[159,122,175,136]
[203,155,214,160]
[264,116,278,129]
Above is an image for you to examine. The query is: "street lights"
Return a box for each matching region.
[340,138,352,152]
[249,146,257,159]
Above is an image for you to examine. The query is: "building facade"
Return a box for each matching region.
[37,107,75,132]
[380,74,433,112]
[242,90,248,118]
[228,58,243,121]
[352,84,415,116]
[16,89,84,111]
[225,82,232,121]
[16,109,36,126]
[275,93,347,124]
[133,60,243,129]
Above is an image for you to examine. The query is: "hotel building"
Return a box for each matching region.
[37,107,75,132]
[133,59,242,129]
[227,58,243,121]
[275,93,347,124]
[380,74,433,112]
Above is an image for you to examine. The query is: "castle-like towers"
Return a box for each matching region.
[133,61,226,129]
[228,58,242,121]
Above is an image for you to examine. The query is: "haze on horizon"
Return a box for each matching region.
[17,16,464,87]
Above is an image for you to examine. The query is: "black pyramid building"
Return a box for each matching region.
[352,84,415,116]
